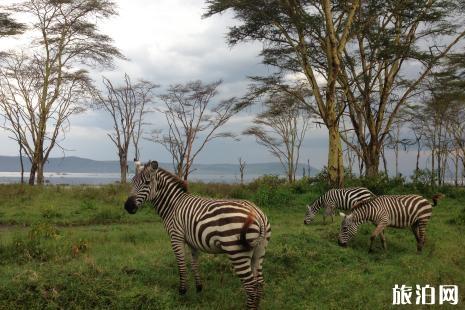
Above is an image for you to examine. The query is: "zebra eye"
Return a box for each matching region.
[144,180,150,185]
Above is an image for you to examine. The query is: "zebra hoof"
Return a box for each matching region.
[179,287,187,295]
[196,284,203,293]
[368,248,374,253]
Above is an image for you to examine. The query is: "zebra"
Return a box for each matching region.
[304,187,375,224]
[124,161,271,309]
[338,195,433,252]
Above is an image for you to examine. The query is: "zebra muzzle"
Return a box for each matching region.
[338,240,347,247]
[124,196,138,214]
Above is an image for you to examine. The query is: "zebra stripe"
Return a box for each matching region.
[304,187,375,224]
[124,161,271,309]
[338,195,433,252]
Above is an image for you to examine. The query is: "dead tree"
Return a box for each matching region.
[148,80,238,181]
[95,74,157,183]
[244,92,311,183]
[238,157,246,184]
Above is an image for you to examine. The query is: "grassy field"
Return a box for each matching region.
[0,180,464,309]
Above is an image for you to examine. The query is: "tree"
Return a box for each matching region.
[238,157,246,184]
[244,91,310,183]
[95,74,157,183]
[0,0,122,185]
[205,0,361,187]
[148,80,238,181]
[338,0,465,178]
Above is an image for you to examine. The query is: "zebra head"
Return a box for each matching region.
[338,212,358,247]
[303,198,322,224]
[124,160,158,214]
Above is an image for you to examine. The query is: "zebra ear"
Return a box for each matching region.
[150,160,159,170]
[339,212,346,217]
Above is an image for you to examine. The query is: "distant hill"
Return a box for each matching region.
[0,156,318,177]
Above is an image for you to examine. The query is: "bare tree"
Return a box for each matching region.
[244,92,311,183]
[95,74,157,183]
[238,157,246,185]
[148,80,238,181]
[0,0,122,185]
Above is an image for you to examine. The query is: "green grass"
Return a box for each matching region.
[0,182,464,309]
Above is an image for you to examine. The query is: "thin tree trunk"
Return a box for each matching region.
[28,162,37,185]
[454,152,458,187]
[328,123,344,187]
[381,147,388,176]
[19,144,24,184]
[415,140,421,174]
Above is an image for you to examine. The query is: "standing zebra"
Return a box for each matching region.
[338,195,433,252]
[304,187,375,224]
[124,161,271,309]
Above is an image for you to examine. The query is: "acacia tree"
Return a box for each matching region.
[338,0,465,178]
[0,0,122,185]
[148,80,237,181]
[96,74,157,183]
[205,0,361,187]
[0,12,25,40]
[244,92,311,183]
[0,12,25,181]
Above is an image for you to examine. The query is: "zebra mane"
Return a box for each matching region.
[157,168,189,193]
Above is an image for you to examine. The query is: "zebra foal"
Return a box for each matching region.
[338,195,433,252]
[304,187,375,224]
[124,161,271,309]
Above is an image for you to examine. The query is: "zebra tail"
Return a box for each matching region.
[240,211,264,250]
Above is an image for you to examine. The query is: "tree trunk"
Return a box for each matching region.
[431,147,435,187]
[36,161,45,185]
[364,144,380,178]
[327,124,344,187]
[381,147,388,176]
[120,159,127,184]
[454,152,458,187]
[415,142,421,174]
[19,144,24,184]
[28,162,37,185]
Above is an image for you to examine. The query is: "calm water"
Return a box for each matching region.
[0,172,271,185]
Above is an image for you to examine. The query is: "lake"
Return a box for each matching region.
[0,171,273,184]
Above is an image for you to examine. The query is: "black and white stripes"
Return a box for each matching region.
[338,195,433,252]
[124,161,271,309]
[304,187,375,224]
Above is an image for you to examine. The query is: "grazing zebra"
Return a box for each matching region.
[124,161,271,309]
[338,195,433,252]
[304,187,375,224]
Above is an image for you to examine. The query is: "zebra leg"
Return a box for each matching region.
[170,238,189,295]
[251,238,268,309]
[369,223,386,253]
[229,254,257,309]
[379,230,387,251]
[189,247,202,292]
[416,222,427,252]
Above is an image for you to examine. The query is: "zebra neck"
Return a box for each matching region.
[352,205,375,225]
[151,189,187,221]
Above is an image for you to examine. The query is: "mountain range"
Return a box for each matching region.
[0,156,318,177]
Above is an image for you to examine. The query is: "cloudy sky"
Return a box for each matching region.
[0,0,427,174]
